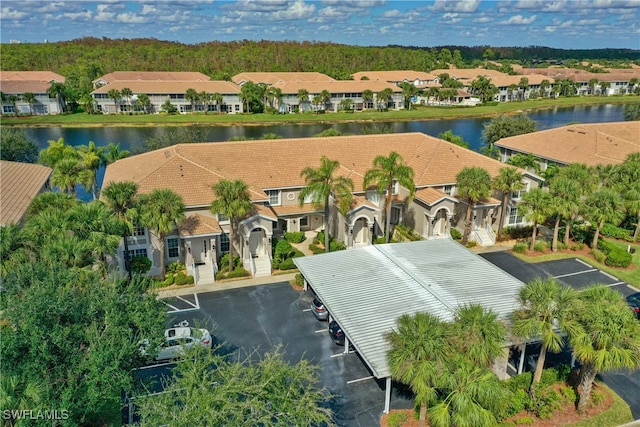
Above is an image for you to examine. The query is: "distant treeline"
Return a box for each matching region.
[2,38,639,82]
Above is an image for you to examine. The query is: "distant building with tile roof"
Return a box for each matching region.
[495,121,640,168]
[92,71,210,88]
[0,71,66,115]
[0,160,52,226]
[232,72,335,86]
[103,132,541,281]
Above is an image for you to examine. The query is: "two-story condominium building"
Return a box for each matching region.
[351,70,440,87]
[270,80,404,112]
[518,67,640,96]
[102,132,541,283]
[0,71,66,115]
[489,74,553,101]
[91,80,243,114]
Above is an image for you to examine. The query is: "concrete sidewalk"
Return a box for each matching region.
[157,272,298,299]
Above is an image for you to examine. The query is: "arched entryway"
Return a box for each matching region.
[352,217,369,247]
[432,208,449,237]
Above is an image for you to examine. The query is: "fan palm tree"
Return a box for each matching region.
[387,312,449,427]
[211,92,223,113]
[107,89,122,114]
[297,89,310,112]
[570,285,640,413]
[493,167,525,240]
[103,142,131,164]
[120,87,133,113]
[50,157,92,197]
[67,201,122,265]
[299,156,354,252]
[620,153,640,239]
[362,89,374,110]
[450,304,507,368]
[47,81,66,113]
[513,278,578,393]
[38,137,77,168]
[548,176,581,252]
[22,92,36,115]
[320,89,331,111]
[199,91,211,114]
[210,179,254,273]
[101,181,139,278]
[520,188,552,251]
[185,88,199,113]
[363,151,415,243]
[376,88,393,110]
[584,188,624,249]
[136,93,151,113]
[553,164,594,246]
[138,189,186,280]
[456,167,492,245]
[77,141,105,200]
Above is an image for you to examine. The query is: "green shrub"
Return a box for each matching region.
[605,248,633,268]
[601,223,632,241]
[591,248,607,263]
[219,253,241,271]
[308,243,319,252]
[507,371,533,393]
[329,240,347,251]
[570,242,584,251]
[449,228,462,240]
[130,256,152,274]
[598,239,615,255]
[157,274,174,287]
[227,267,250,278]
[560,385,577,405]
[513,241,528,253]
[503,226,533,240]
[278,258,297,270]
[514,416,535,425]
[505,389,530,418]
[556,242,568,250]
[591,390,605,406]
[294,273,304,287]
[166,261,185,274]
[530,388,562,419]
[571,225,593,244]
[386,411,409,427]
[292,249,305,258]
[275,239,293,257]
[373,236,386,244]
[465,240,477,248]
[533,240,548,252]
[284,231,306,243]
[316,231,325,244]
[174,271,194,286]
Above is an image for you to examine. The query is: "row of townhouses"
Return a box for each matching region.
[2,67,639,115]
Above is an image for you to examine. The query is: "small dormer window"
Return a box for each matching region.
[444,185,453,195]
[266,190,281,206]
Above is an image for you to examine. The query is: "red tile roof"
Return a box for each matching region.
[0,161,52,225]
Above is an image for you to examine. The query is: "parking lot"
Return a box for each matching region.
[140,282,413,426]
[480,252,640,420]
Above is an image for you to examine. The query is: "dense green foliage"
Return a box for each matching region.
[0,128,39,163]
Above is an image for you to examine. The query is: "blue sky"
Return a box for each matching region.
[1,1,639,49]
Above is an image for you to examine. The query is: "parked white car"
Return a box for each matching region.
[141,327,212,361]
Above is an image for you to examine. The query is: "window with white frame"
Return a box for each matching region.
[128,248,148,259]
[511,182,529,200]
[508,207,524,224]
[217,213,229,222]
[390,206,401,225]
[131,226,145,236]
[167,238,179,258]
[443,185,454,195]
[220,233,230,253]
[266,190,281,206]
[303,191,316,204]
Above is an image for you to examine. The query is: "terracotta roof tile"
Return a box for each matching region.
[0,161,52,225]
[519,68,640,82]
[429,68,508,80]
[103,133,518,208]
[271,80,401,94]
[0,71,65,82]
[92,80,240,94]
[0,80,54,94]
[178,213,222,236]
[351,70,437,82]
[415,187,455,205]
[93,71,210,84]
[495,122,640,166]
[232,72,335,85]
[270,203,322,216]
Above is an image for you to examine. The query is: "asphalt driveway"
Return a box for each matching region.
[480,251,640,420]
[154,282,413,427]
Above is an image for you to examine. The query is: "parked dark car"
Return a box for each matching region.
[626,292,640,319]
[328,320,345,345]
[311,298,329,321]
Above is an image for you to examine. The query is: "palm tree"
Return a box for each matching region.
[136,93,151,114]
[107,89,121,114]
[22,92,36,115]
[320,89,331,111]
[548,176,580,252]
[493,167,525,240]
[570,285,640,413]
[210,179,254,273]
[620,153,640,239]
[67,201,122,265]
[387,312,449,427]
[50,157,92,197]
[47,81,66,113]
[513,278,578,393]
[598,80,610,96]
[362,89,374,110]
[211,92,223,113]
[312,94,323,112]
[299,156,354,252]
[555,164,594,246]
[0,374,46,425]
[540,79,551,98]
[38,137,77,168]
[456,167,492,245]
[519,188,552,251]
[265,86,282,112]
[199,91,211,114]
[587,78,599,95]
[425,87,440,105]
[120,87,133,113]
[26,191,77,219]
[139,189,185,280]
[185,88,199,113]
[376,88,392,110]
[363,151,415,243]
[101,181,139,278]
[77,141,105,200]
[518,77,529,101]
[297,89,310,112]
[103,142,131,164]
[450,304,507,368]
[584,188,624,249]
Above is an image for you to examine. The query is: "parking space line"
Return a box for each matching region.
[163,302,180,311]
[314,329,325,334]
[605,281,626,287]
[347,376,374,384]
[135,361,174,370]
[553,269,597,279]
[575,258,592,268]
[600,271,618,281]
[330,353,344,358]
[302,308,312,312]
[176,294,199,310]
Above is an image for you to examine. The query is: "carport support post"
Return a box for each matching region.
[384,377,391,414]
[518,344,526,374]
[303,278,308,291]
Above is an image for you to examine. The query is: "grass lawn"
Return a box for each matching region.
[1,95,638,127]
[512,238,640,288]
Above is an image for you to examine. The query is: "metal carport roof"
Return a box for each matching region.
[294,239,525,380]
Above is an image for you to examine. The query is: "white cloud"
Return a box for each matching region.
[473,16,492,23]
[429,0,480,13]
[500,15,537,25]
[63,11,93,21]
[117,12,147,23]
[94,4,116,22]
[0,7,28,19]
[382,9,401,18]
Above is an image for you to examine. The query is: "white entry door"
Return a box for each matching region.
[249,230,264,257]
